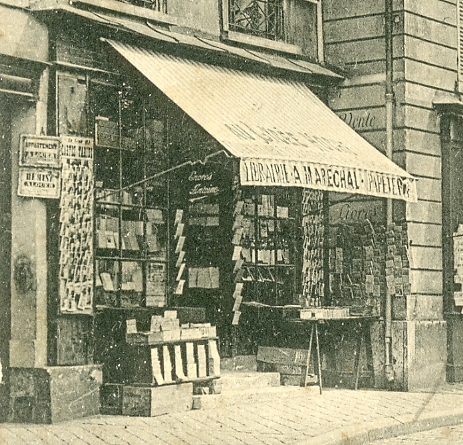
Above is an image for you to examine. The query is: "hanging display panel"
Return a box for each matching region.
[231,186,299,315]
[59,136,94,314]
[301,189,325,307]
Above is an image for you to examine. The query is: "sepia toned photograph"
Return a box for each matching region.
[1,0,463,443]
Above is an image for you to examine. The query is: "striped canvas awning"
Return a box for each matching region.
[106,40,417,202]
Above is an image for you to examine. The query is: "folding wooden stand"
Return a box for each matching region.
[303,322,323,394]
[293,316,376,393]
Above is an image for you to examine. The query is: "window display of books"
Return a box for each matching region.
[94,174,167,308]
[58,137,94,314]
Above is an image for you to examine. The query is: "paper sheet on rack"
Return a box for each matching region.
[176,262,186,281]
[232,245,242,261]
[175,236,185,253]
[174,209,184,225]
[176,250,185,267]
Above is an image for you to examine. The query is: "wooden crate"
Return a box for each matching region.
[129,339,220,385]
[122,383,193,416]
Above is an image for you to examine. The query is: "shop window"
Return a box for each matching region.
[224,0,321,59]
[89,81,169,309]
[167,161,233,327]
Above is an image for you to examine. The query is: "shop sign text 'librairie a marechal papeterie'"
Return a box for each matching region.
[240,159,413,201]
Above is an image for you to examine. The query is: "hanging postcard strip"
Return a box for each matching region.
[58,136,94,314]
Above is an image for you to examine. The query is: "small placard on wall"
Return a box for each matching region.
[18,167,61,199]
[20,134,60,167]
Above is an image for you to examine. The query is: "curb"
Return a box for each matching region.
[299,409,463,445]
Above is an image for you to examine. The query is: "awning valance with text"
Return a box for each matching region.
[105,40,417,202]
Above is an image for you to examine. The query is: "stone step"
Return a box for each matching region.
[220,355,258,372]
[192,385,315,410]
[219,371,280,392]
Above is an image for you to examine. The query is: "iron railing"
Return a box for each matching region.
[229,0,285,41]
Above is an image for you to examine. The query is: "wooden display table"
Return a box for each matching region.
[286,315,379,394]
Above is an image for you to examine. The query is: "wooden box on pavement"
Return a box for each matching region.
[122,383,193,416]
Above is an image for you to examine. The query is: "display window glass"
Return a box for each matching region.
[91,82,169,309]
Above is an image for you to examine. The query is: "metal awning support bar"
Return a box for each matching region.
[97,149,231,202]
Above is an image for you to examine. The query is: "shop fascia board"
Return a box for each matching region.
[74,0,177,25]
[146,28,343,80]
[0,0,30,7]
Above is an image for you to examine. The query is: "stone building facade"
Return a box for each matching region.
[0,0,461,421]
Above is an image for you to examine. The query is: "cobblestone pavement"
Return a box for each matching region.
[1,386,463,445]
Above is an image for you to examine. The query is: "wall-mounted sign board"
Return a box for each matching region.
[17,167,61,199]
[20,134,60,167]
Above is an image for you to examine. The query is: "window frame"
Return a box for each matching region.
[222,0,324,62]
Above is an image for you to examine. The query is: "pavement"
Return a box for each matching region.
[2,383,463,445]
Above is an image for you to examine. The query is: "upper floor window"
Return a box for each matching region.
[229,0,285,41]
[224,0,322,61]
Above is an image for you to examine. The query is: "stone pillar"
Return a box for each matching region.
[9,69,49,369]
[389,170,447,391]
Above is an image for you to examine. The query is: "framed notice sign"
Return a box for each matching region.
[20,134,60,167]
[18,167,60,199]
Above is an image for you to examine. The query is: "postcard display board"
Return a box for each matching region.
[59,136,94,313]
[301,189,325,307]
[173,165,226,299]
[326,215,411,317]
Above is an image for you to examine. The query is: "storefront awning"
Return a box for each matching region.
[106,40,417,202]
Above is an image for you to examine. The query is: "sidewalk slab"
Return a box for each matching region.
[1,385,463,444]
